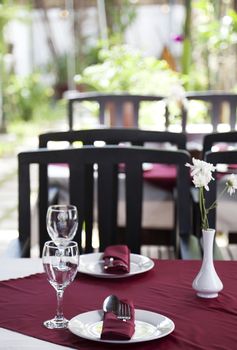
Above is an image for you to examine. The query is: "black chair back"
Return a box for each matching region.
[18,146,192,257]
[65,92,167,129]
[39,127,186,148]
[38,128,187,252]
[203,131,237,158]
[183,91,237,132]
[205,150,237,229]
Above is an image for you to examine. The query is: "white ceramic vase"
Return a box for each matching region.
[192,228,223,298]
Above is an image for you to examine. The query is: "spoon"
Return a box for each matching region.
[103,295,120,315]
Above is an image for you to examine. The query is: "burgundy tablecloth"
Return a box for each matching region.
[143,164,176,189]
[52,163,177,190]
[0,260,237,349]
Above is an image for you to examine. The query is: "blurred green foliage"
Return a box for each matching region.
[105,0,137,44]
[74,44,186,128]
[74,44,183,95]
[4,73,54,121]
[186,0,237,90]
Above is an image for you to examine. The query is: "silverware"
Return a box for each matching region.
[103,295,120,315]
[117,301,131,321]
[104,257,128,270]
[103,295,131,321]
[104,257,115,270]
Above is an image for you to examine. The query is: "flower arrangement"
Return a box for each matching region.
[186,158,237,230]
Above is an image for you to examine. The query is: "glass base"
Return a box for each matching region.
[44,317,69,329]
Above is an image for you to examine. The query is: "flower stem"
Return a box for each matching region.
[206,185,227,212]
[199,187,208,230]
[200,184,228,229]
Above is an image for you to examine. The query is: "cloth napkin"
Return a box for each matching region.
[103,245,130,274]
[101,298,135,340]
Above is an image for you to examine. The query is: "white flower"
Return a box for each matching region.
[185,158,216,191]
[226,174,237,196]
[186,158,237,230]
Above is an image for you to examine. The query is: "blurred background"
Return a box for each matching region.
[0,0,237,256]
[0,0,237,139]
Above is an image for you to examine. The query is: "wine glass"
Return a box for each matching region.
[46,205,78,247]
[42,240,79,329]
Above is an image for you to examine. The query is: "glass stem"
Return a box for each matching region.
[56,289,64,320]
[59,247,64,267]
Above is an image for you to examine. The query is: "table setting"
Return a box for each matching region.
[43,204,170,344]
[1,203,237,349]
[79,248,154,278]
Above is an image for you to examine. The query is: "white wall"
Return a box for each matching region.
[5,4,185,77]
[125,4,185,59]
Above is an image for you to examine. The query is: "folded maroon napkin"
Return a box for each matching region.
[103,245,130,274]
[101,299,135,340]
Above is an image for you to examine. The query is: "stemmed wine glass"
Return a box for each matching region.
[42,240,79,329]
[46,205,78,247]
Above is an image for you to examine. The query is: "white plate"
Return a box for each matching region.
[68,309,175,344]
[78,253,154,278]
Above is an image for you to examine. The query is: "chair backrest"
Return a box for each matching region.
[182,91,237,132]
[65,91,167,129]
[38,128,187,257]
[39,127,186,149]
[18,146,191,257]
[203,131,237,158]
[205,150,237,229]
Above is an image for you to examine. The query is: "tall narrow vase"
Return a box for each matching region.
[192,229,223,298]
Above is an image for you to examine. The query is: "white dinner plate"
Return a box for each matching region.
[78,253,154,278]
[68,309,175,344]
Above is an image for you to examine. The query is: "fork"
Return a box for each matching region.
[117,302,131,321]
[104,257,128,270]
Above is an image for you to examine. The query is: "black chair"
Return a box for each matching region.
[203,131,237,157]
[191,131,237,240]
[203,131,237,242]
[65,91,237,136]
[64,91,168,129]
[183,91,237,133]
[181,92,237,157]
[18,146,201,259]
[39,127,186,148]
[38,128,187,256]
[205,150,237,250]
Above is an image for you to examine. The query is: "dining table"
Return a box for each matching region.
[0,257,237,349]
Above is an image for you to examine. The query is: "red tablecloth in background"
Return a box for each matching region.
[143,164,177,189]
[0,260,237,350]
